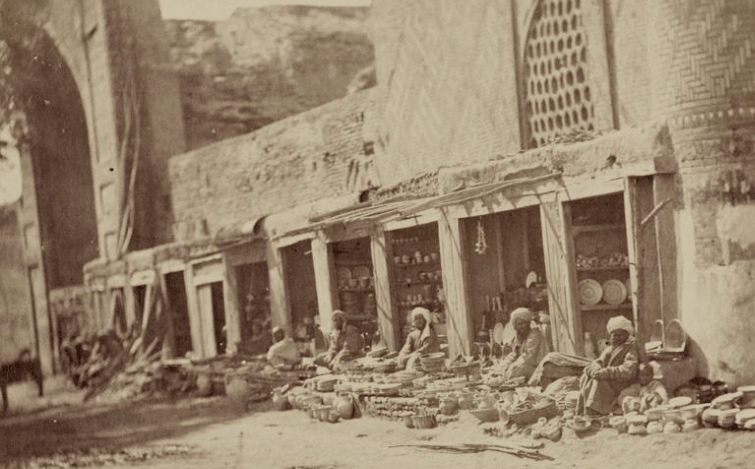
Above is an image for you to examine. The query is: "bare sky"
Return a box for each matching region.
[159,0,372,20]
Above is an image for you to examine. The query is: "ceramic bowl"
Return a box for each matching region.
[645,408,663,421]
[663,409,684,425]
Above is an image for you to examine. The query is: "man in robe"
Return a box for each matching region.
[398,307,441,370]
[314,311,364,370]
[267,326,301,369]
[499,307,549,382]
[577,315,639,416]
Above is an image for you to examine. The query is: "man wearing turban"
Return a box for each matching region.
[499,307,549,381]
[398,307,441,370]
[576,315,639,416]
[267,326,301,369]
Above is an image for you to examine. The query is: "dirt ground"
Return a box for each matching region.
[2,378,755,469]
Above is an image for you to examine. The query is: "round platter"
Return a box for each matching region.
[578,278,603,306]
[353,265,371,279]
[602,279,628,305]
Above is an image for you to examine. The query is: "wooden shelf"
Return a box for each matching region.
[576,266,629,271]
[395,280,442,286]
[393,260,441,268]
[572,223,625,234]
[580,303,633,312]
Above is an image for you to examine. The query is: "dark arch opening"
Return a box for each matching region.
[1,22,98,288]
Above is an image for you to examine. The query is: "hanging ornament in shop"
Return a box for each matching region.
[474,219,487,255]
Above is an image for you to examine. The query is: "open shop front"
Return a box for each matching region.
[223,241,271,357]
[280,239,321,355]
[460,206,551,360]
[385,222,447,352]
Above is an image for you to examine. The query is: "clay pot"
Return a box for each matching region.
[439,397,459,416]
[328,411,341,423]
[458,392,474,410]
[318,405,333,422]
[403,413,415,429]
[333,394,354,420]
[196,372,213,397]
[272,390,289,411]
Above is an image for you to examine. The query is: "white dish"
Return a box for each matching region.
[578,278,602,306]
[602,279,628,305]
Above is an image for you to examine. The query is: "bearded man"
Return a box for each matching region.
[576,315,639,416]
[500,307,549,382]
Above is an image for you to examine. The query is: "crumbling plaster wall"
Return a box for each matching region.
[168,88,378,242]
[647,0,755,387]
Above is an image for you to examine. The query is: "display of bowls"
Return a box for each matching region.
[578,278,603,306]
[702,407,722,427]
[645,408,663,422]
[602,279,628,305]
[711,391,743,410]
[668,396,693,408]
[663,409,684,425]
[680,403,709,421]
[737,385,755,408]
[735,408,755,427]
[664,421,682,434]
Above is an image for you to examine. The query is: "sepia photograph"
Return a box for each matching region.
[1,0,755,467]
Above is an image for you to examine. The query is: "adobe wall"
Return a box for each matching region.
[642,0,755,386]
[168,89,378,242]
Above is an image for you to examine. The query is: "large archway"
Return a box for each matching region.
[1,13,98,371]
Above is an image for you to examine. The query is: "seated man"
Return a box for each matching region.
[577,316,639,417]
[267,327,301,369]
[398,307,441,370]
[314,311,364,370]
[617,361,669,414]
[499,307,549,382]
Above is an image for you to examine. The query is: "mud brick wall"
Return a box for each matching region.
[168,89,378,242]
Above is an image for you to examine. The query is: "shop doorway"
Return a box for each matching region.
[210,282,226,355]
[387,224,444,345]
[568,192,631,357]
[235,262,271,355]
[164,272,192,358]
[132,285,147,331]
[283,241,318,341]
[462,206,549,355]
[332,237,378,349]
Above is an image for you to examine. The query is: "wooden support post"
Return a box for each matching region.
[183,265,204,357]
[540,200,580,355]
[623,177,644,348]
[267,242,292,336]
[438,211,472,357]
[371,228,398,351]
[222,257,241,356]
[653,174,677,322]
[311,235,337,335]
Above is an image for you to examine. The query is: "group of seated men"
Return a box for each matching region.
[265,306,665,416]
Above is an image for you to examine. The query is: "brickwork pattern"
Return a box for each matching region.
[168,89,378,242]
[370,0,521,184]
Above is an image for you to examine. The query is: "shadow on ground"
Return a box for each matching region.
[0,378,266,461]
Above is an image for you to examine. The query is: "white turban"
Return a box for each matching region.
[606,316,634,335]
[411,307,431,325]
[510,307,534,323]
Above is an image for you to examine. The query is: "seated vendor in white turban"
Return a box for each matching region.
[267,326,301,369]
[314,311,364,370]
[398,307,441,370]
[576,315,639,417]
[499,307,549,382]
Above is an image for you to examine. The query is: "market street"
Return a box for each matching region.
[2,380,754,469]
